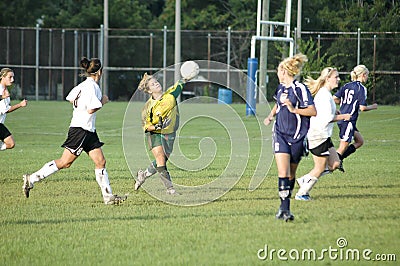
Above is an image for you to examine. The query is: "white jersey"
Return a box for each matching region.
[66,77,103,132]
[307,87,336,149]
[0,84,11,124]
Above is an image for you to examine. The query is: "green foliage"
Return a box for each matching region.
[156,0,257,30]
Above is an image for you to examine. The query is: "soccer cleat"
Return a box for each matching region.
[295,194,312,201]
[105,194,128,205]
[275,208,284,219]
[282,211,295,222]
[22,174,34,198]
[134,170,146,190]
[320,168,332,177]
[338,160,345,172]
[275,209,295,222]
[166,187,179,195]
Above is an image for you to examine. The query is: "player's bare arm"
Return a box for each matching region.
[7,99,28,113]
[360,103,378,112]
[333,95,340,104]
[332,113,351,122]
[284,99,317,116]
[264,103,277,126]
[87,95,109,114]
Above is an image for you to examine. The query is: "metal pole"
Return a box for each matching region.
[61,29,65,99]
[175,0,181,86]
[35,24,40,101]
[21,29,24,97]
[48,29,52,99]
[293,28,297,54]
[297,0,302,40]
[227,26,231,89]
[259,0,270,102]
[163,26,167,89]
[99,25,104,90]
[175,0,181,105]
[256,0,261,36]
[103,0,109,96]
[87,32,90,58]
[149,33,153,74]
[99,26,104,65]
[208,33,211,84]
[74,30,78,86]
[6,28,10,64]
[357,28,361,65]
[285,0,293,56]
[373,35,376,103]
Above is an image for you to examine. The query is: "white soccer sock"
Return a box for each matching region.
[30,160,59,183]
[95,168,113,201]
[0,141,6,150]
[297,175,318,196]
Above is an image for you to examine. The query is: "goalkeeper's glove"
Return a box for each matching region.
[154,117,171,131]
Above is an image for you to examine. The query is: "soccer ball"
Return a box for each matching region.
[180,61,199,81]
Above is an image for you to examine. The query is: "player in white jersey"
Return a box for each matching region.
[295,67,351,201]
[0,68,28,151]
[22,58,126,205]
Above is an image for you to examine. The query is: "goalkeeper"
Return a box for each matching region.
[134,73,190,194]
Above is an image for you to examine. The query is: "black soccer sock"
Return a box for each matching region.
[278,177,291,211]
[337,152,343,161]
[157,166,173,189]
[288,178,295,198]
[342,144,356,159]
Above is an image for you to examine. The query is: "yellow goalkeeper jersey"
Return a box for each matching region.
[142,80,184,134]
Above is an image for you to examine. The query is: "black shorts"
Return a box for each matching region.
[0,123,11,141]
[61,127,104,156]
[310,137,334,157]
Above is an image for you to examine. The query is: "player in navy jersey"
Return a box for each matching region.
[333,65,378,172]
[264,53,316,221]
[22,57,127,205]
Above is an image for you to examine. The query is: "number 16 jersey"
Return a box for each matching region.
[334,81,367,123]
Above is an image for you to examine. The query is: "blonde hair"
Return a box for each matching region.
[305,67,337,96]
[137,73,154,94]
[0,68,13,80]
[350,65,369,81]
[280,53,308,76]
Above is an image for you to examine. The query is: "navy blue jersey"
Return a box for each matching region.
[273,80,314,143]
[334,81,367,123]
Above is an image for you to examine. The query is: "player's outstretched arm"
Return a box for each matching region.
[360,103,378,112]
[7,99,28,113]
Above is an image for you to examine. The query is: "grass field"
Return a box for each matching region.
[0,101,399,265]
